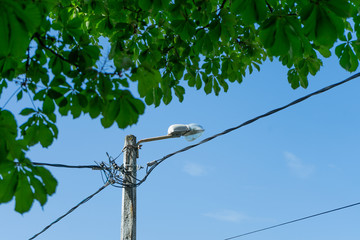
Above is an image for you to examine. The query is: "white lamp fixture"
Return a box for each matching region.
[167,123,204,141]
[137,123,204,145]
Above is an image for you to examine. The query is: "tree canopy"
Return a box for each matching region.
[0,0,359,213]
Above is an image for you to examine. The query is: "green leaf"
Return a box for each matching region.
[29,175,47,206]
[15,171,34,214]
[287,68,300,89]
[315,8,338,47]
[202,73,212,94]
[57,96,68,109]
[195,73,202,90]
[218,77,229,92]
[76,93,88,108]
[43,96,55,115]
[46,121,59,139]
[115,92,144,128]
[174,86,185,102]
[186,72,196,87]
[0,7,10,56]
[299,75,309,88]
[20,108,36,116]
[338,44,359,72]
[70,94,82,119]
[89,96,102,119]
[317,46,331,58]
[324,0,354,18]
[213,78,221,95]
[16,90,23,101]
[139,0,152,11]
[0,110,18,158]
[132,67,161,99]
[49,56,63,75]
[114,54,134,70]
[24,124,40,146]
[259,17,277,49]
[260,17,290,56]
[47,89,63,99]
[39,124,54,148]
[46,112,57,123]
[33,167,57,195]
[83,45,100,60]
[7,10,29,57]
[231,0,268,24]
[271,19,290,55]
[335,43,346,58]
[221,12,236,41]
[66,17,83,38]
[101,100,120,128]
[209,20,221,43]
[0,169,18,203]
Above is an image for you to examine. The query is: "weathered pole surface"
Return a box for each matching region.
[121,135,137,240]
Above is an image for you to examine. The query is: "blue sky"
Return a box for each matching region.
[1,52,360,240]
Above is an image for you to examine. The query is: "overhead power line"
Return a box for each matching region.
[137,72,360,186]
[223,201,360,240]
[29,181,110,240]
[31,162,104,170]
[30,151,124,172]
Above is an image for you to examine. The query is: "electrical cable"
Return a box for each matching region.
[137,72,360,186]
[28,181,110,240]
[31,162,104,170]
[223,201,360,240]
[30,150,124,171]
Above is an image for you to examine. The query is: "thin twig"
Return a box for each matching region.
[1,87,21,109]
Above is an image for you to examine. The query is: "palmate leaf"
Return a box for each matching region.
[301,2,346,47]
[339,44,359,72]
[116,91,145,128]
[231,0,268,24]
[0,158,58,213]
[260,17,290,56]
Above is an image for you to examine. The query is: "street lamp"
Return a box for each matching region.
[137,123,205,145]
[121,124,204,240]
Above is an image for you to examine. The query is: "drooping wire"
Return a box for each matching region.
[223,201,360,240]
[137,72,360,186]
[28,181,111,240]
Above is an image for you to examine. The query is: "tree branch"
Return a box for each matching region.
[34,34,117,76]
[24,46,31,85]
[220,0,227,9]
[35,34,74,65]
[265,1,274,12]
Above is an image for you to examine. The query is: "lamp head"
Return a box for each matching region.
[167,123,204,141]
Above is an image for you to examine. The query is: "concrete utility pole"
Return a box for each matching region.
[119,125,204,240]
[121,135,137,240]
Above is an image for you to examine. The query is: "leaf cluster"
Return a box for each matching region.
[1,0,360,213]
